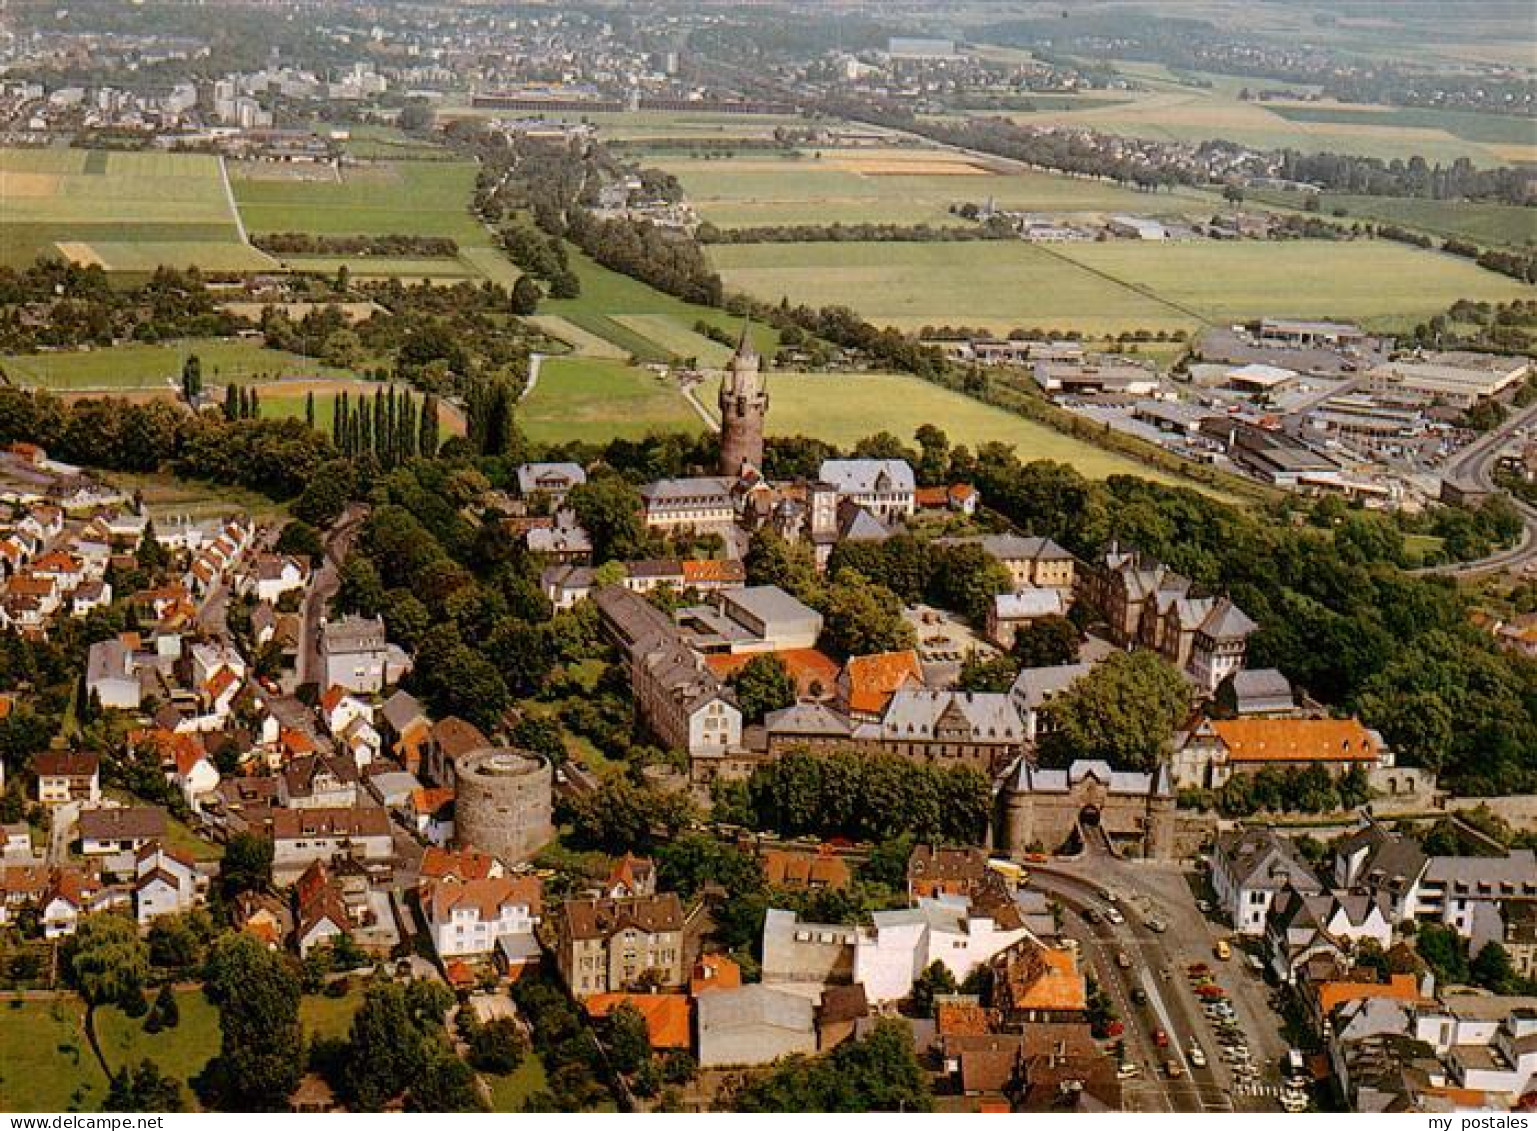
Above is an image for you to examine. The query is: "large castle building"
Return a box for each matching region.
[718,328,768,476]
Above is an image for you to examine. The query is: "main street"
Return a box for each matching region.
[1029,847,1289,1113]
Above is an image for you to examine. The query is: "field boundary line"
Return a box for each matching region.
[1028,241,1212,326]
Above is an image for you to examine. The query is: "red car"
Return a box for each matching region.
[1153,1028,1170,1048]
[1196,984,1226,999]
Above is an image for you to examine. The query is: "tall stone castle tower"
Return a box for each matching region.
[718,324,768,477]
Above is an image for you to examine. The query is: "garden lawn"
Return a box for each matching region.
[0,997,102,1112]
[485,1054,550,1112]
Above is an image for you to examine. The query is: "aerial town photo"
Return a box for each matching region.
[0,0,1533,1120]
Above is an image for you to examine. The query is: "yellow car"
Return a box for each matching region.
[1214,938,1232,961]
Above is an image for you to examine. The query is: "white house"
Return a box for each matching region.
[424,875,542,959]
[85,637,143,711]
[817,459,917,520]
[252,554,309,603]
[1210,827,1324,936]
[853,896,1031,1003]
[133,842,205,926]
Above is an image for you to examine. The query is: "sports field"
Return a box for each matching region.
[653,150,1203,228]
[518,356,705,444]
[0,147,273,271]
[0,339,354,390]
[698,370,1180,484]
[709,238,1530,335]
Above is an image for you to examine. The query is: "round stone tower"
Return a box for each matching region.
[453,746,554,864]
[718,324,768,477]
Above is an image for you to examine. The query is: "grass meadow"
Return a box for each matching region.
[0,339,354,390]
[652,150,1205,228]
[518,356,704,444]
[709,238,1531,335]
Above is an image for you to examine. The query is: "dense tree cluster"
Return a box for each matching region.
[965,449,1537,794]
[732,1018,932,1112]
[0,387,332,498]
[0,263,240,352]
[252,233,459,258]
[331,385,438,466]
[725,748,991,844]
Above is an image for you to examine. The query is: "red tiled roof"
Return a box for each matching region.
[585,993,691,1049]
[842,650,923,715]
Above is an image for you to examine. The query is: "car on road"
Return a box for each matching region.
[1100,887,1118,903]
[1189,1045,1207,1068]
[1117,1063,1142,1080]
[1105,908,1126,925]
[1116,950,1133,969]
[1131,987,1148,1005]
[1165,1060,1184,1079]
[1214,938,1232,961]
[1153,1028,1170,1048]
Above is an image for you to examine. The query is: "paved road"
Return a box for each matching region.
[1031,851,1287,1113]
[296,504,367,689]
[1421,401,1537,578]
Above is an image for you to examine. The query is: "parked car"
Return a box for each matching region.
[1106,908,1126,925]
[1153,1029,1170,1048]
[1189,1045,1207,1069]
[1117,951,1133,969]
[1165,1060,1184,1079]
[1117,1063,1142,1080]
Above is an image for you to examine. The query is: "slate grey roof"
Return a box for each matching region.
[320,614,386,655]
[1009,663,1093,713]
[879,690,1023,743]
[722,585,821,630]
[1214,828,1322,894]
[639,477,735,503]
[836,500,897,542]
[1199,597,1259,640]
[381,689,427,734]
[817,458,916,496]
[993,589,1066,619]
[1232,668,1294,712]
[939,533,1073,563]
[1012,758,1171,797]
[764,702,852,737]
[1424,850,1537,894]
[515,462,586,496]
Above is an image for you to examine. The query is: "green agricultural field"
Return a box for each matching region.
[1251,190,1536,250]
[0,147,270,271]
[698,370,1182,484]
[711,238,1531,336]
[545,250,778,362]
[1051,240,1534,330]
[1266,103,1537,148]
[519,356,704,444]
[1004,79,1518,165]
[526,315,631,360]
[610,314,734,367]
[230,160,489,244]
[707,241,1196,336]
[654,150,1202,228]
[0,339,354,391]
